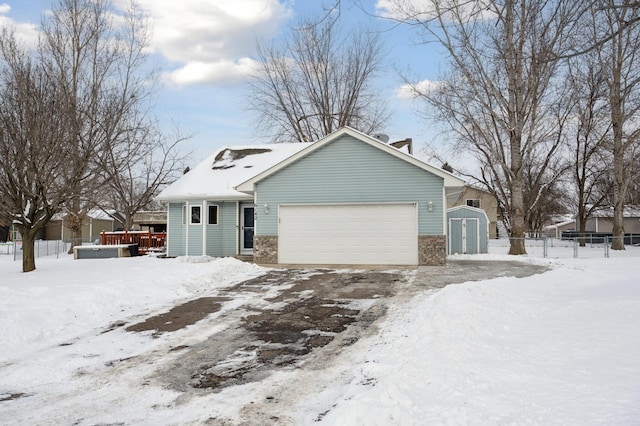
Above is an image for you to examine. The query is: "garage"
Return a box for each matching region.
[278,203,418,265]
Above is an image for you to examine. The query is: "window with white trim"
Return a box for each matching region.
[208,204,219,225]
[191,205,202,224]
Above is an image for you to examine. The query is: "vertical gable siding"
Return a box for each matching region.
[255,135,444,235]
[167,203,185,256]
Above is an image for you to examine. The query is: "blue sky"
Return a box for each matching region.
[0,0,446,165]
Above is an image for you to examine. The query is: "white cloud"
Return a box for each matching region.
[396,79,442,99]
[163,57,262,86]
[0,3,39,49]
[129,0,293,86]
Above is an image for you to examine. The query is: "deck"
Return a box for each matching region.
[100,231,166,254]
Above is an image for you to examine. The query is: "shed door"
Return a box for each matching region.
[278,203,418,265]
[448,218,479,254]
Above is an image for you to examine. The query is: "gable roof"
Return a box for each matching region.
[235,126,466,193]
[156,143,309,201]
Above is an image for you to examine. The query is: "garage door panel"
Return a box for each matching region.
[278,204,418,265]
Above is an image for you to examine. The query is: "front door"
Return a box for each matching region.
[241,206,255,254]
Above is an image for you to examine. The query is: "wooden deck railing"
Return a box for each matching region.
[100,230,166,254]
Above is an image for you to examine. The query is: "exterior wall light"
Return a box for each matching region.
[428,201,433,212]
[264,204,270,214]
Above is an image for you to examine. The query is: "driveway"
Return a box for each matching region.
[119,259,549,395]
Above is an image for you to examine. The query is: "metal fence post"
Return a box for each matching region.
[573,238,578,258]
[604,236,609,258]
[543,237,548,258]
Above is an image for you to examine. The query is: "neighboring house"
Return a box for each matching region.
[45,210,123,243]
[133,211,167,233]
[543,219,576,239]
[584,206,640,234]
[447,185,499,238]
[157,127,466,266]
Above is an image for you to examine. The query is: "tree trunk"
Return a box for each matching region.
[610,74,626,250]
[66,211,84,254]
[21,228,36,273]
[578,215,587,247]
[509,187,527,255]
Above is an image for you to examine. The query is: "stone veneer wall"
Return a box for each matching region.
[256,234,446,266]
[254,235,278,264]
[418,235,446,266]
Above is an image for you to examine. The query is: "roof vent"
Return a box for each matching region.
[373,133,389,143]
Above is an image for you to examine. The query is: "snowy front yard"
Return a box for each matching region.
[1,247,639,425]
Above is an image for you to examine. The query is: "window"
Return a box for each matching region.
[208,205,219,225]
[466,199,480,208]
[191,205,201,224]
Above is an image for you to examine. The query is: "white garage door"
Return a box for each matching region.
[278,203,418,265]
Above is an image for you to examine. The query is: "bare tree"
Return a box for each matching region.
[393,0,582,254]
[250,15,388,142]
[39,0,155,251]
[0,30,82,272]
[586,1,640,250]
[565,53,613,245]
[97,123,190,231]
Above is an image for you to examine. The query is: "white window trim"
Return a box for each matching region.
[190,205,202,225]
[207,203,220,225]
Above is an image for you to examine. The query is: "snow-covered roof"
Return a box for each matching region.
[591,206,640,218]
[156,143,309,201]
[51,209,115,221]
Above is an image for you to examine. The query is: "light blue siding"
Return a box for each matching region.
[166,200,240,257]
[255,135,444,235]
[167,203,185,257]
[205,201,239,257]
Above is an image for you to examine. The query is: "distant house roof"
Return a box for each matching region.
[236,127,466,193]
[51,209,116,221]
[156,143,309,202]
[591,206,640,218]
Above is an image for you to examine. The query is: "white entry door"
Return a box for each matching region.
[278,203,418,265]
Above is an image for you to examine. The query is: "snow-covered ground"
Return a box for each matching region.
[1,243,639,425]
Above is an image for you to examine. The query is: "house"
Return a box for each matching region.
[132,211,167,233]
[584,206,640,234]
[447,185,499,238]
[543,219,576,239]
[156,127,466,266]
[45,210,124,244]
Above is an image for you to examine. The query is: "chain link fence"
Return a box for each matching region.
[0,240,71,261]
[490,236,640,259]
